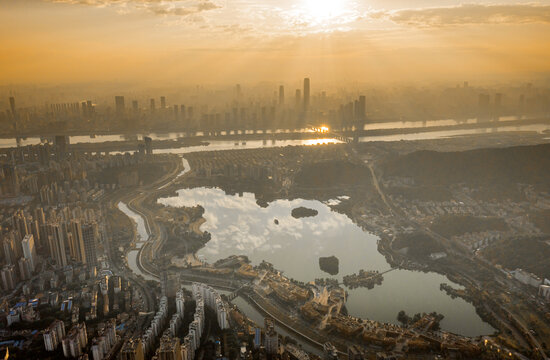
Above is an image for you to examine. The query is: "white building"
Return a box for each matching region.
[513,269,542,288]
[539,285,550,302]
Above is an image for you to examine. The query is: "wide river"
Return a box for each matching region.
[1,115,549,150]
[157,188,495,337]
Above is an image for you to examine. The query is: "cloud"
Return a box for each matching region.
[371,3,550,27]
[148,0,221,16]
[46,0,222,17]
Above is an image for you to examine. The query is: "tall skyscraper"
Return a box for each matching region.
[160,96,166,109]
[150,99,156,112]
[303,78,310,111]
[70,220,86,264]
[279,85,285,106]
[180,105,186,122]
[295,89,301,110]
[132,100,139,113]
[47,223,68,268]
[54,136,69,159]
[173,105,179,121]
[21,234,37,272]
[115,96,125,118]
[355,95,366,124]
[82,223,98,267]
[9,97,16,116]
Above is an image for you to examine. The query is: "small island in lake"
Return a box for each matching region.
[343,269,384,289]
[319,255,339,275]
[291,206,319,219]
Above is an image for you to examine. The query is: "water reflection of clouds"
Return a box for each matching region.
[157,187,352,262]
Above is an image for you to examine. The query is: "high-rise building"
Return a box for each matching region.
[18,258,31,280]
[254,327,261,348]
[62,324,87,358]
[150,99,156,112]
[43,320,66,352]
[264,317,278,354]
[115,96,125,118]
[159,336,182,360]
[82,223,98,267]
[279,86,285,106]
[173,105,179,121]
[176,289,185,317]
[160,96,166,109]
[70,220,86,264]
[21,234,37,272]
[303,78,310,111]
[1,265,17,290]
[2,236,17,265]
[9,96,16,115]
[180,105,186,121]
[12,210,28,240]
[1,164,20,196]
[132,100,139,113]
[356,95,366,124]
[144,137,153,155]
[295,89,301,110]
[120,338,145,360]
[35,208,46,226]
[47,223,68,268]
[54,135,69,159]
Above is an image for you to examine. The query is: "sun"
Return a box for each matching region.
[302,0,349,24]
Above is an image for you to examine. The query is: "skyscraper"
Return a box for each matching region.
[359,96,366,118]
[303,78,310,111]
[82,223,97,267]
[9,97,16,116]
[279,85,285,106]
[1,265,17,290]
[161,96,166,109]
[2,236,16,265]
[70,220,86,264]
[47,223,68,268]
[295,89,301,110]
[173,105,179,121]
[132,100,139,113]
[21,234,37,272]
[115,96,125,118]
[54,136,69,159]
[150,99,156,112]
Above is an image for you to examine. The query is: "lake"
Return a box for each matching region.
[157,188,495,337]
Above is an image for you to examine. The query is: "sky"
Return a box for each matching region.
[1,0,550,85]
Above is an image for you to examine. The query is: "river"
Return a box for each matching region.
[2,117,549,150]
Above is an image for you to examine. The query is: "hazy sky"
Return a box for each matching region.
[1,0,549,84]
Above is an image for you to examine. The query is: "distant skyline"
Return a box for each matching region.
[1,0,550,84]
